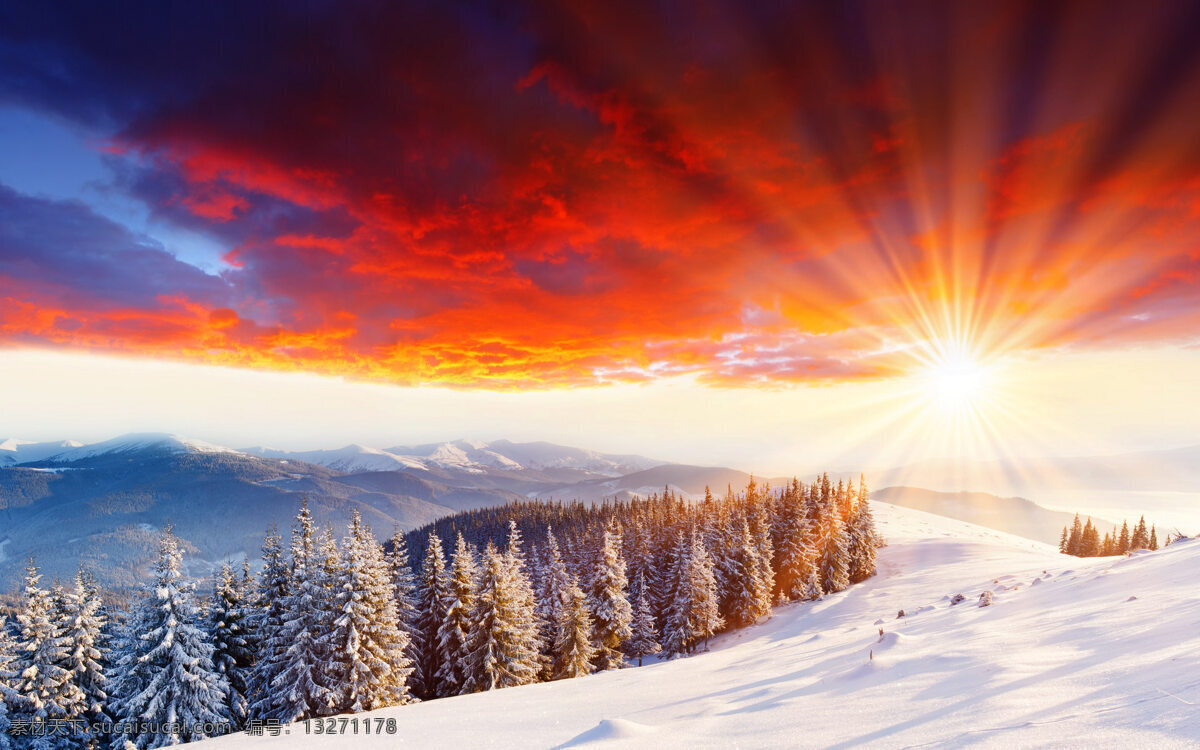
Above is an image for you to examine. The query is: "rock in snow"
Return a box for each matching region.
[202,503,1200,749]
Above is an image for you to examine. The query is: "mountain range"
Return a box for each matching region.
[2,432,1181,592]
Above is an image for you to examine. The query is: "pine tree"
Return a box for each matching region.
[0,615,14,750]
[722,519,770,628]
[1149,525,1159,551]
[387,528,420,676]
[58,566,109,746]
[1117,521,1130,554]
[535,528,572,676]
[108,528,230,748]
[10,559,83,739]
[434,533,477,697]
[624,572,660,667]
[847,479,879,583]
[1059,527,1068,553]
[272,501,336,722]
[323,511,414,714]
[552,577,597,680]
[1131,516,1149,551]
[463,541,542,692]
[662,531,723,658]
[247,526,289,719]
[412,532,451,699]
[1066,514,1083,556]
[817,493,851,593]
[208,563,253,728]
[586,527,632,671]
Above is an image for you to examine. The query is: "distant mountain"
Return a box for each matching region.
[874,486,1116,545]
[0,433,668,591]
[876,444,1200,495]
[0,438,85,466]
[243,438,663,479]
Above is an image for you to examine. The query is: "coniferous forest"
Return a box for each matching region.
[0,475,880,748]
[1058,514,1160,557]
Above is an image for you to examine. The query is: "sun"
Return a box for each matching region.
[922,351,992,413]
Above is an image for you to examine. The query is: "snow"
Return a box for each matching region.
[0,438,85,465]
[201,503,1200,748]
[245,444,429,474]
[41,433,242,462]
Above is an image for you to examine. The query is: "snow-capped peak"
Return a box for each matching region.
[40,433,242,463]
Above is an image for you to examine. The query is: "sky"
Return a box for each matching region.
[2,1,1200,474]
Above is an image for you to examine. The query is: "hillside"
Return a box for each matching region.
[204,503,1199,749]
[873,485,1116,545]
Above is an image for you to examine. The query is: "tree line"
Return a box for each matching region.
[1058,514,1159,557]
[0,474,880,748]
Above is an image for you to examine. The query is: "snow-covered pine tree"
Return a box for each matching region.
[247,526,289,719]
[846,478,879,583]
[462,541,542,692]
[434,533,478,697]
[412,532,450,699]
[272,501,336,722]
[387,528,420,676]
[209,563,253,728]
[624,571,660,667]
[108,528,230,749]
[0,615,17,750]
[323,511,414,713]
[817,492,851,594]
[58,566,109,746]
[722,519,770,628]
[586,527,632,671]
[662,530,723,658]
[774,503,816,601]
[747,493,776,609]
[535,527,572,677]
[9,559,83,742]
[503,521,545,667]
[552,577,596,680]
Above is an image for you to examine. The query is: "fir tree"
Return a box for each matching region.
[1059,527,1068,553]
[108,528,230,749]
[323,511,414,713]
[624,572,660,667]
[387,528,420,676]
[552,577,596,680]
[722,519,770,628]
[586,527,632,671]
[247,526,289,719]
[1118,521,1131,554]
[1066,514,1083,556]
[463,542,542,692]
[10,559,83,738]
[434,533,477,697]
[0,616,13,750]
[535,528,572,676]
[208,563,253,728]
[662,531,723,658]
[59,566,109,746]
[847,479,879,583]
[272,501,336,722]
[412,532,450,700]
[817,494,851,594]
[1149,525,1159,551]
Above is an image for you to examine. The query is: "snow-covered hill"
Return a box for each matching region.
[204,503,1200,749]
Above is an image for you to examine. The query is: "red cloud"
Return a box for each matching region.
[4,1,1200,387]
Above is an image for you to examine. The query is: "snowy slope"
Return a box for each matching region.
[0,438,84,465]
[204,503,1200,749]
[245,444,429,474]
[38,433,242,462]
